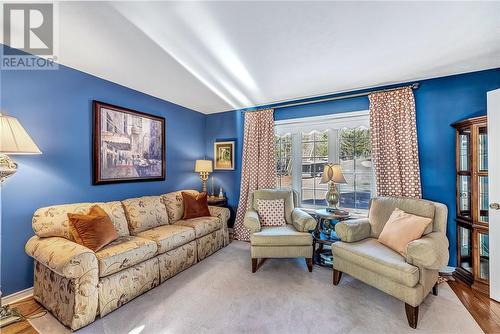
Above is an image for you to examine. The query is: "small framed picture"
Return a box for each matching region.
[214,141,235,170]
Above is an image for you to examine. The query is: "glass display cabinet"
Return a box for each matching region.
[452,115,489,295]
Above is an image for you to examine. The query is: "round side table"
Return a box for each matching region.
[312,209,351,268]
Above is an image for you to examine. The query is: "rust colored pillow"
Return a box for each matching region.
[182,191,211,219]
[68,205,118,252]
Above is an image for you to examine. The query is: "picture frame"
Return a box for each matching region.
[93,100,166,185]
[214,141,235,170]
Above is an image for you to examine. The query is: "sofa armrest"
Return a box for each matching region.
[335,218,371,242]
[208,206,230,225]
[406,232,449,270]
[25,236,98,279]
[244,210,261,233]
[292,208,317,232]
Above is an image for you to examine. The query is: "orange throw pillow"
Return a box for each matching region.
[182,192,211,219]
[378,208,432,256]
[68,205,118,252]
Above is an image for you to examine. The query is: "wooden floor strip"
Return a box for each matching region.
[448,278,500,334]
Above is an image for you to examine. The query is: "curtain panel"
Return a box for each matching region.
[233,108,276,241]
[369,87,422,198]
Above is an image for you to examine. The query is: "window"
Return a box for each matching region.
[274,111,373,212]
[275,134,292,188]
[301,130,328,207]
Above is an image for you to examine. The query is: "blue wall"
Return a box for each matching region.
[205,68,500,266]
[1,58,207,295]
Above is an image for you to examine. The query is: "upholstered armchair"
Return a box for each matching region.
[332,197,449,329]
[243,189,317,273]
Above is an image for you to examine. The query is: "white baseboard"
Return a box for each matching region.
[1,287,33,305]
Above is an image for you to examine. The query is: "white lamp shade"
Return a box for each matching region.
[320,163,347,184]
[0,114,41,154]
[195,160,213,173]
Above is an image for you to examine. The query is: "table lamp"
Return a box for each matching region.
[195,160,212,193]
[0,113,42,181]
[320,163,347,212]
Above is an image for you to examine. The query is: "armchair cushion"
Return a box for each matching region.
[26,236,98,279]
[377,208,432,256]
[335,218,371,243]
[251,189,295,224]
[250,225,312,246]
[332,238,419,287]
[291,208,317,232]
[257,199,286,226]
[406,232,450,270]
[95,236,157,277]
[244,210,261,233]
[174,216,222,238]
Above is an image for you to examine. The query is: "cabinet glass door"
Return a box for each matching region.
[478,232,489,281]
[458,130,470,172]
[459,225,472,273]
[478,176,489,223]
[459,175,471,218]
[478,127,488,172]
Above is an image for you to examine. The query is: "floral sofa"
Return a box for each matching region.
[25,190,230,331]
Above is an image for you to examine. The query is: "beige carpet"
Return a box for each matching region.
[30,241,483,334]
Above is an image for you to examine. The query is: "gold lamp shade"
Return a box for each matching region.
[320,163,347,184]
[0,114,42,154]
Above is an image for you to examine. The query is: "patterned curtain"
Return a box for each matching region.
[369,87,422,198]
[233,108,276,241]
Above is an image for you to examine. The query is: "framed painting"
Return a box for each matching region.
[93,101,166,184]
[214,141,235,170]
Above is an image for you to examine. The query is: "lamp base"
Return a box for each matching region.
[0,154,17,182]
[325,181,340,209]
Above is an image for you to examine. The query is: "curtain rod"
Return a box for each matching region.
[244,83,419,112]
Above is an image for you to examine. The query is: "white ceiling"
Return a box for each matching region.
[5,1,500,114]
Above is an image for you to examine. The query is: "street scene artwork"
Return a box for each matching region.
[93,101,165,184]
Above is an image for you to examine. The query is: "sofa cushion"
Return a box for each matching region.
[368,197,435,238]
[122,196,169,235]
[135,224,196,254]
[174,216,222,238]
[33,201,130,241]
[161,190,199,223]
[332,238,419,288]
[95,236,157,277]
[250,225,312,246]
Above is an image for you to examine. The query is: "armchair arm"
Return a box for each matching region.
[406,232,449,270]
[292,208,317,232]
[335,218,371,242]
[25,236,98,279]
[243,209,261,233]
